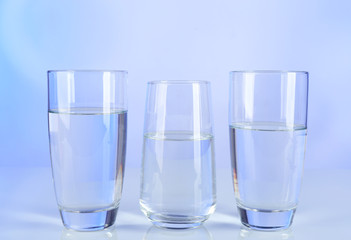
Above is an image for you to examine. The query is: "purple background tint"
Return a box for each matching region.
[0,0,350,168]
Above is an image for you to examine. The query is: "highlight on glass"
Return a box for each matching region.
[229,71,308,230]
[48,70,128,231]
[140,80,216,229]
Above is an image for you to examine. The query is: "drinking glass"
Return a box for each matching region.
[48,70,128,231]
[229,71,308,230]
[140,80,216,229]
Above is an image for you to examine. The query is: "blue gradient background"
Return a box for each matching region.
[1,0,350,169]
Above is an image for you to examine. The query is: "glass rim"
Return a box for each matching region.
[147,80,210,85]
[230,70,308,74]
[47,70,128,74]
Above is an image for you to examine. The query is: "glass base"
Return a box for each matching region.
[237,205,296,231]
[60,208,118,231]
[145,213,207,229]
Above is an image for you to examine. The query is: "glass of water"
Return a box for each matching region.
[229,71,308,230]
[140,80,216,229]
[48,70,127,231]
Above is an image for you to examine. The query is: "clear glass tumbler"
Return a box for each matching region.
[229,71,308,230]
[140,80,216,229]
[48,70,128,231]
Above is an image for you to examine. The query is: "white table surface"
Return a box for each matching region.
[1,166,350,240]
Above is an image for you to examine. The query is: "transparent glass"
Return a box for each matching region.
[140,80,216,229]
[229,71,308,231]
[48,70,128,231]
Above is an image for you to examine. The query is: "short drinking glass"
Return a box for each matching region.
[229,71,308,230]
[48,70,128,231]
[140,80,216,229]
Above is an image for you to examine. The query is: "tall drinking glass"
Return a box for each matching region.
[48,70,128,231]
[140,80,216,229]
[229,71,308,230]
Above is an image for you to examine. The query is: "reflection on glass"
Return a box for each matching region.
[61,227,118,240]
[143,225,212,240]
[238,227,294,240]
